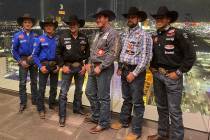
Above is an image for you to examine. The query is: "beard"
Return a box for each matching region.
[127,21,138,28]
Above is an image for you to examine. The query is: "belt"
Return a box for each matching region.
[154,67,175,75]
[122,63,137,71]
[65,62,83,68]
[21,56,34,65]
[41,61,57,66]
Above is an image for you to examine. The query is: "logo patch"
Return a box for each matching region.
[40,38,45,43]
[19,34,24,39]
[165,45,175,50]
[97,49,105,56]
[66,45,71,50]
[64,38,71,41]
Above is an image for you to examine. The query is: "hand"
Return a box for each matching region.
[116,69,122,76]
[62,65,70,74]
[20,60,29,68]
[53,66,60,73]
[85,64,91,73]
[94,66,101,75]
[79,66,86,75]
[166,72,179,80]
[150,67,157,73]
[40,66,48,74]
[126,72,135,83]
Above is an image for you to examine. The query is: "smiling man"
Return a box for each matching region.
[56,14,90,127]
[111,7,153,140]
[84,9,121,134]
[148,6,196,140]
[32,16,59,119]
[11,13,38,113]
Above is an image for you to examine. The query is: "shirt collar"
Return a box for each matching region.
[44,33,55,39]
[100,25,111,34]
[21,28,33,36]
[129,25,140,33]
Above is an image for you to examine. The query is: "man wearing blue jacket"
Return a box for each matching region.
[11,14,38,113]
[32,16,59,119]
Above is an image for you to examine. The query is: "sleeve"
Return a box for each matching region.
[99,31,121,70]
[56,36,65,67]
[11,34,21,62]
[132,33,153,76]
[83,37,90,64]
[176,30,196,73]
[32,38,42,69]
[117,34,124,70]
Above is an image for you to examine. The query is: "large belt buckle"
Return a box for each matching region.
[49,61,56,67]
[72,62,81,68]
[158,67,167,75]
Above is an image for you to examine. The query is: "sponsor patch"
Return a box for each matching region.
[97,49,105,56]
[20,40,27,43]
[183,33,188,39]
[166,37,174,41]
[64,41,71,44]
[18,34,24,39]
[40,37,45,43]
[66,45,71,50]
[64,38,71,41]
[165,45,175,50]
[165,51,174,54]
[80,40,87,45]
[41,43,48,46]
[166,29,176,37]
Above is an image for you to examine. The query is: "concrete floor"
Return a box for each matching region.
[0,92,208,140]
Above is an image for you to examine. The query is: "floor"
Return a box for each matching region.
[0,92,208,140]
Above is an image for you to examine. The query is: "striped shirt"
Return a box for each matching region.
[119,25,153,76]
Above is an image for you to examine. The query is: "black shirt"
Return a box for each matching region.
[151,26,196,73]
[57,31,90,67]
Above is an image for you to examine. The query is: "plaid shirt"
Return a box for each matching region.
[119,25,153,76]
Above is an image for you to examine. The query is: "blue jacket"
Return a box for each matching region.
[11,30,38,62]
[32,33,58,69]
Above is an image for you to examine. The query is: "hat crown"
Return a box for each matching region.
[156,6,170,16]
[127,7,140,14]
[22,13,32,18]
[67,15,79,22]
[42,16,56,23]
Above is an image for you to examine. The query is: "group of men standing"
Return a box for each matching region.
[11,5,196,140]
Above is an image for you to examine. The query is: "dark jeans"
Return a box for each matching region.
[37,71,58,112]
[85,64,114,128]
[153,72,184,140]
[119,68,146,136]
[19,65,38,106]
[59,67,85,117]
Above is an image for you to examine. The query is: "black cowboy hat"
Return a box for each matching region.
[91,8,116,21]
[151,6,178,23]
[122,7,147,22]
[39,16,58,30]
[64,15,85,27]
[17,13,37,26]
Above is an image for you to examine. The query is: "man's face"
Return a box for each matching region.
[127,15,140,28]
[96,15,109,28]
[22,19,33,30]
[44,23,55,35]
[155,16,170,29]
[69,21,79,33]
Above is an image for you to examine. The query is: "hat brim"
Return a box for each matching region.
[92,10,116,21]
[122,11,147,22]
[64,19,85,27]
[17,17,37,26]
[39,21,58,30]
[151,11,178,23]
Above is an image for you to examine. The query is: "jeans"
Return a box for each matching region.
[119,68,146,136]
[19,65,38,106]
[153,72,184,140]
[37,71,58,112]
[59,67,85,117]
[85,64,114,128]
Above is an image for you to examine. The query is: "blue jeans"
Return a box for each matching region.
[153,72,184,140]
[119,68,146,136]
[59,67,85,117]
[85,64,114,128]
[19,65,38,106]
[37,71,58,112]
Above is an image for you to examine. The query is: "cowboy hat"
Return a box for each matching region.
[123,7,147,22]
[63,15,85,27]
[151,6,178,23]
[91,8,116,21]
[39,16,58,30]
[17,13,37,26]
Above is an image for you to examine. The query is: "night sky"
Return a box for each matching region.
[0,0,210,22]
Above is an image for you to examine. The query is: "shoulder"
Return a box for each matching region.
[79,32,88,40]
[13,31,23,39]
